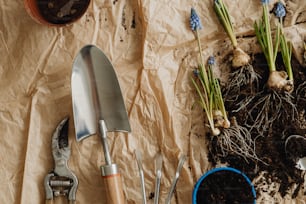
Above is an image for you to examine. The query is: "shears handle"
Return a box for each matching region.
[103,173,125,204]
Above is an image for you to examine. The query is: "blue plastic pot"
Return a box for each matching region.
[192,167,256,204]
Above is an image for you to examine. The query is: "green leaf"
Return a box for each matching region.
[255,5,279,73]
[214,0,237,47]
[280,33,293,80]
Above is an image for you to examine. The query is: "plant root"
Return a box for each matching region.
[223,64,260,107]
[238,89,297,135]
[213,118,262,163]
[285,135,306,159]
[293,82,306,134]
[296,81,306,105]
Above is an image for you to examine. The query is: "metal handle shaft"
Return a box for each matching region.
[154,173,161,204]
[165,155,186,204]
[154,153,163,204]
[135,150,147,204]
[99,120,112,165]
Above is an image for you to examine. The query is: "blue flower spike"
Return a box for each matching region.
[190,8,202,31]
[193,69,200,77]
[261,0,270,4]
[274,1,286,18]
[208,56,215,65]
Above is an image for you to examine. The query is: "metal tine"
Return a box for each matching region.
[165,154,187,204]
[135,150,147,204]
[154,152,163,204]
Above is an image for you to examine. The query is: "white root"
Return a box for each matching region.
[296,81,306,104]
[232,47,251,68]
[267,71,293,93]
[237,90,297,136]
[224,64,260,94]
[216,124,263,163]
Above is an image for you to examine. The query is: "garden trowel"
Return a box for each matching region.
[71,45,131,204]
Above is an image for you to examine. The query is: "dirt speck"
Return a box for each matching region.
[131,11,136,29]
[121,5,127,30]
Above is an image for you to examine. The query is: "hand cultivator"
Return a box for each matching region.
[134,152,186,204]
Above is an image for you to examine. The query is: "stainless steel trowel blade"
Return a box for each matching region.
[71,45,131,141]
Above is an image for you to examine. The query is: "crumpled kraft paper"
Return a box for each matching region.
[0,0,305,203]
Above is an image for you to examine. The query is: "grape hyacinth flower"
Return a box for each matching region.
[190,8,202,31]
[189,8,206,84]
[193,69,200,77]
[274,1,286,18]
[208,56,215,65]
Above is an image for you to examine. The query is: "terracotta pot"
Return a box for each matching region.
[193,167,256,204]
[24,0,90,26]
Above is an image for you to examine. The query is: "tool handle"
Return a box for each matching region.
[45,200,53,204]
[103,174,126,204]
[139,171,147,204]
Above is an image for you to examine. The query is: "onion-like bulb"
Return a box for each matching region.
[267,71,293,93]
[232,47,251,68]
[211,127,221,136]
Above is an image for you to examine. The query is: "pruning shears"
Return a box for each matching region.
[44,117,78,204]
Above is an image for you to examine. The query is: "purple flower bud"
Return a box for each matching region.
[208,56,215,65]
[261,0,270,4]
[190,8,202,31]
[193,69,200,77]
[274,2,286,18]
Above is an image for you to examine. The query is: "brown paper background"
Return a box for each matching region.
[1,0,305,203]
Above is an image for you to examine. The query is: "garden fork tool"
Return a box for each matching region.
[44,117,78,204]
[165,154,186,204]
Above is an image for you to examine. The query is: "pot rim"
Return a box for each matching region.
[192,167,256,204]
[24,0,91,26]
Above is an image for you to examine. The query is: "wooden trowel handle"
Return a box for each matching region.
[45,200,53,204]
[103,173,125,204]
